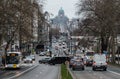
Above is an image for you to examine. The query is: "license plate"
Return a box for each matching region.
[97,65,101,67]
[13,64,17,68]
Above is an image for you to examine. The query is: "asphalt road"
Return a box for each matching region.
[13,64,59,79]
[71,66,120,79]
[9,55,60,79]
[0,54,60,79]
[0,64,35,79]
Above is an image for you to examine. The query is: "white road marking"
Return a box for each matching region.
[6,65,38,79]
[108,70,120,76]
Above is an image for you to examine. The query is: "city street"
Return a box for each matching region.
[0,63,37,79]
[0,0,120,79]
[14,64,59,79]
[0,55,60,79]
[71,66,120,79]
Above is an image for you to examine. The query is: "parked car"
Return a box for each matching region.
[48,56,70,65]
[72,60,85,70]
[92,54,107,71]
[39,57,51,64]
[30,55,35,61]
[24,56,33,63]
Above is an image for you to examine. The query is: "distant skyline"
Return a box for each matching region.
[43,0,78,19]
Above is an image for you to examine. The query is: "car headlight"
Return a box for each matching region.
[5,65,8,67]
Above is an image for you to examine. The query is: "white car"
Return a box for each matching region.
[39,52,45,56]
[30,55,35,61]
[92,54,107,71]
[24,56,33,63]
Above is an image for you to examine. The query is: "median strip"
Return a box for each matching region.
[61,64,73,79]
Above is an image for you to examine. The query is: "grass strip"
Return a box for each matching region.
[61,64,72,79]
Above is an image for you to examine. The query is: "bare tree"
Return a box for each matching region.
[76,0,120,63]
[0,0,44,54]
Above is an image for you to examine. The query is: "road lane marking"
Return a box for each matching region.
[5,65,38,79]
[108,70,120,76]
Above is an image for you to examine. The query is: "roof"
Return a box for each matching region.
[7,52,21,54]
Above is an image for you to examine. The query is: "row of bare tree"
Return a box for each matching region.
[0,0,45,54]
[76,0,120,63]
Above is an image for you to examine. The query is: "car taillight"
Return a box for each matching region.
[93,61,96,65]
[73,64,76,66]
[81,63,84,65]
[105,62,108,65]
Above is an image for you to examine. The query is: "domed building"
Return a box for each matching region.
[51,8,69,33]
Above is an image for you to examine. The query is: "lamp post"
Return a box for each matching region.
[49,20,52,51]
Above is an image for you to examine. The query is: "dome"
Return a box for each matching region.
[58,8,64,16]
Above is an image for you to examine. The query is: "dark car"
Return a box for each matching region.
[72,60,85,70]
[39,57,51,64]
[48,56,70,65]
[86,59,93,66]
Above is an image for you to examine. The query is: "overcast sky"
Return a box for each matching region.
[43,0,78,19]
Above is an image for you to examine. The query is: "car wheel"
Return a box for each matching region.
[92,67,95,71]
[69,65,71,68]
[72,67,75,70]
[103,68,107,71]
[82,67,85,70]
[52,63,55,65]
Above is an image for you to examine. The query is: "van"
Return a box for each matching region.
[48,56,70,65]
[92,54,107,71]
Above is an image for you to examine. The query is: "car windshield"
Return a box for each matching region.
[86,52,94,56]
[44,58,51,60]
[74,61,83,64]
[26,56,32,59]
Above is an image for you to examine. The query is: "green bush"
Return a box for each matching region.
[61,64,72,79]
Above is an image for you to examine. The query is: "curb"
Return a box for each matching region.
[67,67,77,79]
[5,64,39,79]
[58,65,61,79]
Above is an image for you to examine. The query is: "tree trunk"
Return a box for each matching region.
[101,37,108,53]
[111,36,116,64]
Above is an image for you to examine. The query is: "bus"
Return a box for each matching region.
[5,52,22,69]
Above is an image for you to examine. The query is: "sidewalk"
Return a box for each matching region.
[108,62,120,68]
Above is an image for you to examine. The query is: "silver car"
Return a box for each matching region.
[24,56,33,63]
